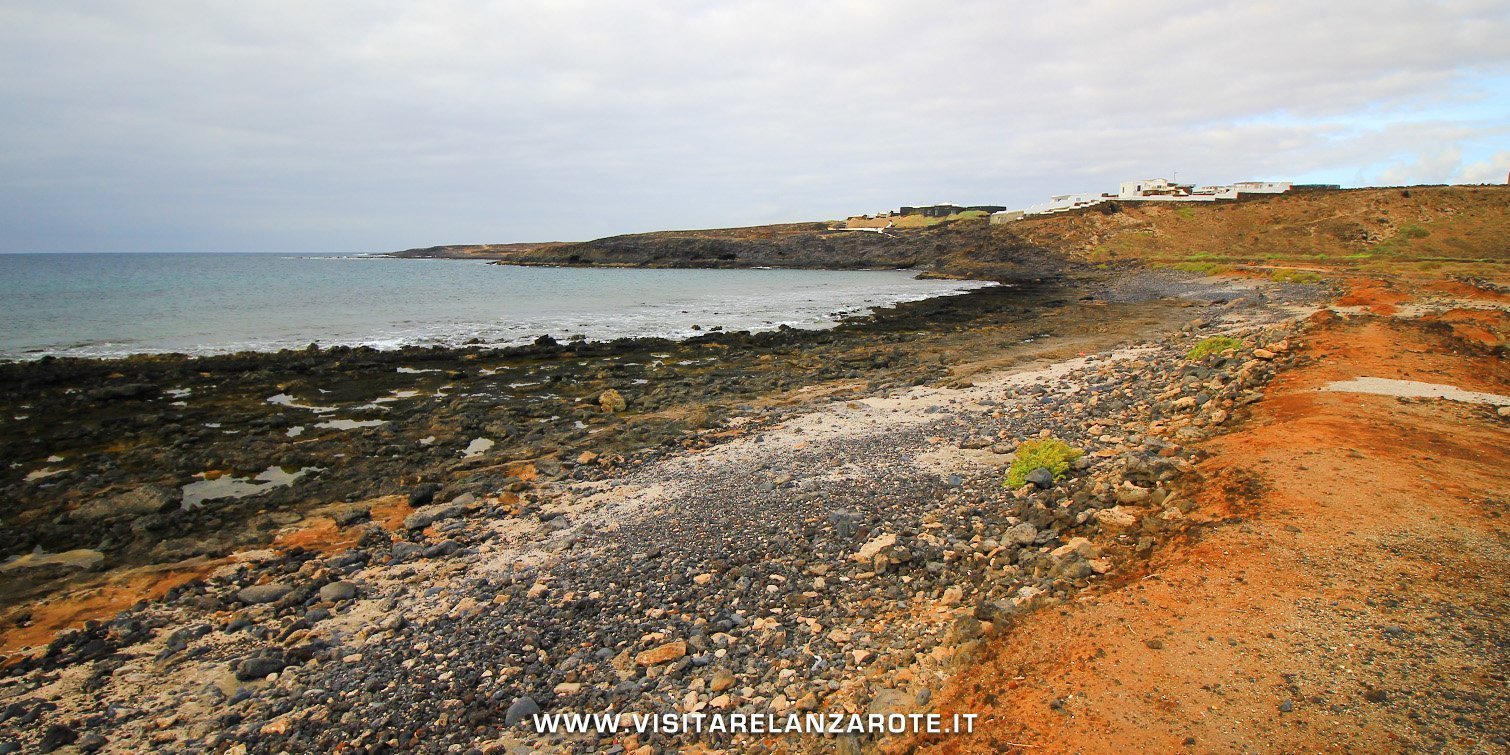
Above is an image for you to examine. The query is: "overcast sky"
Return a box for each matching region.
[2,1,1507,252]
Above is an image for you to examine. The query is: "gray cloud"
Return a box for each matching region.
[2,0,1507,251]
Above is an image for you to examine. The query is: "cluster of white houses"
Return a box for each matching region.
[990,178,1294,223]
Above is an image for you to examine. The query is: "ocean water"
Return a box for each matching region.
[0,253,993,360]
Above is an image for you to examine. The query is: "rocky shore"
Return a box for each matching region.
[0,269,1332,752]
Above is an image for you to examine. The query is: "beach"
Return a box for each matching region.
[0,189,1504,752]
[0,266,1330,751]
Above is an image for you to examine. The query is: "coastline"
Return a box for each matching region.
[0,258,992,363]
[0,267,1331,751]
[1,185,1503,751]
[0,275,1124,627]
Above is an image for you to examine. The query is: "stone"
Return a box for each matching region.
[37,724,77,753]
[407,483,442,507]
[853,533,897,563]
[331,507,370,527]
[73,485,177,521]
[635,640,687,666]
[504,696,541,727]
[710,668,735,692]
[1252,348,1276,360]
[1024,467,1055,488]
[1003,522,1038,546]
[236,583,292,605]
[941,585,964,606]
[576,451,599,465]
[404,502,468,530]
[234,655,288,681]
[828,510,861,539]
[1115,483,1152,505]
[868,688,913,716]
[1051,537,1098,561]
[1095,507,1139,531]
[319,581,357,602]
[599,389,627,413]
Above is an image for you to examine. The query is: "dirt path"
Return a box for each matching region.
[910,279,1509,753]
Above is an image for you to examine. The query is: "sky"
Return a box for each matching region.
[2,1,1508,253]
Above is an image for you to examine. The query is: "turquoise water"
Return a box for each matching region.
[0,254,992,359]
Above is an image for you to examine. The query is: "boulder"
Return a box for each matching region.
[236,583,292,605]
[319,581,357,602]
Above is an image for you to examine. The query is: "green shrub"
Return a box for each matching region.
[1170,261,1220,274]
[1270,269,1321,284]
[1004,438,1083,488]
[1187,335,1243,360]
[1399,224,1430,239]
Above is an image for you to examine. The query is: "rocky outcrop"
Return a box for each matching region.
[394,221,1073,282]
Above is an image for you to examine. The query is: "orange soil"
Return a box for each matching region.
[1417,308,1507,351]
[1421,280,1510,304]
[1336,278,1411,315]
[2,495,420,659]
[909,283,1509,753]
[273,495,414,556]
[1,560,215,657]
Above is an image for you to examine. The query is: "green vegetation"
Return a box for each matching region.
[954,210,989,219]
[1399,224,1430,239]
[1004,438,1084,489]
[1187,335,1243,360]
[1270,269,1322,284]
[1169,261,1222,274]
[1176,206,1197,220]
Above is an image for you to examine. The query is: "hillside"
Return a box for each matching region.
[394,221,1075,282]
[386,186,1508,280]
[384,242,559,259]
[1012,185,1510,270]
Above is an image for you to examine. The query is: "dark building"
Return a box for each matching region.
[898,204,1006,217]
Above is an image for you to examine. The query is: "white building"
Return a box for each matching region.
[1024,192,1108,216]
[1005,176,1293,220]
[1118,178,1181,199]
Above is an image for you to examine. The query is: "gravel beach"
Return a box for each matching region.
[0,271,1331,752]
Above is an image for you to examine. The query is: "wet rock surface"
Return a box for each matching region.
[0,272,1346,752]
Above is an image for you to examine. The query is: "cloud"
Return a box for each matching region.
[1,0,1508,251]
[1453,150,1510,183]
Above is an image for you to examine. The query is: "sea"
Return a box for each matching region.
[0,253,994,360]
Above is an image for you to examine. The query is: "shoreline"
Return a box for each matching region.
[0,277,1113,616]
[0,267,1332,751]
[0,263,995,364]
